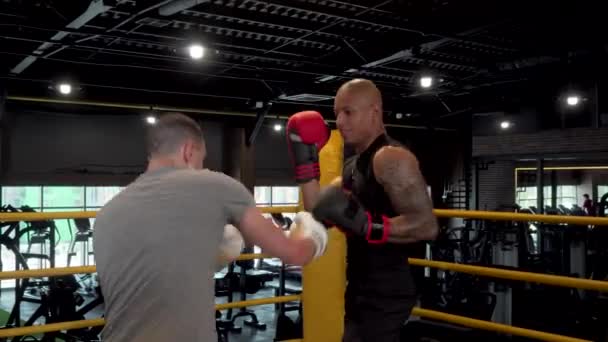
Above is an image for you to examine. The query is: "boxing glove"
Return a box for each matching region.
[312,184,390,244]
[286,111,330,184]
[216,224,245,271]
[285,212,328,259]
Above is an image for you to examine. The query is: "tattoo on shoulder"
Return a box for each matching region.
[373,147,431,213]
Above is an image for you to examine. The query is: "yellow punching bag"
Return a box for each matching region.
[301,130,346,342]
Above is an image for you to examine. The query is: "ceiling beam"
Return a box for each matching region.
[9,0,112,75]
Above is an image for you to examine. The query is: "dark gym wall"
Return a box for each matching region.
[1,109,226,185]
[0,106,465,198]
[0,107,296,187]
[5,110,147,185]
[473,126,608,210]
[253,125,293,186]
[473,126,608,157]
[476,160,516,211]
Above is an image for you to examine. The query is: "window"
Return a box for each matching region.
[254,186,272,207]
[516,186,551,210]
[43,186,85,208]
[253,186,299,260]
[271,187,299,206]
[1,186,42,208]
[254,186,299,207]
[598,186,608,199]
[555,185,577,208]
[86,186,123,210]
[0,185,123,288]
[515,185,578,210]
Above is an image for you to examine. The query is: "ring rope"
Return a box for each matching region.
[2,208,608,226]
[3,255,606,292]
[0,305,591,342]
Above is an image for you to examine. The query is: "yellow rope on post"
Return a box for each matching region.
[0,211,97,221]
[0,205,298,222]
[0,296,302,338]
[434,209,608,226]
[215,295,301,310]
[0,305,590,342]
[259,206,299,214]
[2,207,608,225]
[1,256,607,293]
[408,258,608,292]
[413,308,591,342]
[236,253,271,261]
[0,318,105,338]
[0,266,96,280]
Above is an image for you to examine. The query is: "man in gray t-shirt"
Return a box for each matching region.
[93,113,328,342]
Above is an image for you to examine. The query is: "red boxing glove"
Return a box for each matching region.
[286,111,330,184]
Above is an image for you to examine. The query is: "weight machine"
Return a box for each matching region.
[0,206,104,342]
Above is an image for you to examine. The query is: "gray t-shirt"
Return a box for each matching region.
[93,167,255,342]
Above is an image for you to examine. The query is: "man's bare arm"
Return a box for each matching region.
[300,181,321,211]
[238,207,319,266]
[373,146,439,244]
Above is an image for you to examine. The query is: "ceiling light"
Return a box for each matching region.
[273,123,282,132]
[58,83,72,95]
[189,44,205,59]
[146,116,157,124]
[566,95,580,106]
[420,76,433,88]
[500,120,511,129]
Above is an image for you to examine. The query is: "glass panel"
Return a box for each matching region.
[1,186,41,208]
[42,208,88,268]
[41,208,83,244]
[556,185,577,208]
[86,186,123,208]
[254,186,271,206]
[43,186,84,208]
[271,186,299,205]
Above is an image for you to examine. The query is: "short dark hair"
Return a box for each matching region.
[146,112,203,157]
[584,193,590,198]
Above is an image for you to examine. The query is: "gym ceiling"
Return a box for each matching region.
[1,0,604,130]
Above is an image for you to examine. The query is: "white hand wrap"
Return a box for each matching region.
[290,211,328,259]
[217,224,244,270]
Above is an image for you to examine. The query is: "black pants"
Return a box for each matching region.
[342,293,416,342]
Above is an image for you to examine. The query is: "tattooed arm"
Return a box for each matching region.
[373,146,439,244]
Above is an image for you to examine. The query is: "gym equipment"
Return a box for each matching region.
[0,205,57,328]
[20,206,56,271]
[66,218,96,296]
[273,261,302,341]
[215,246,275,335]
[271,213,302,341]
[6,275,104,342]
[221,260,272,331]
[0,206,104,341]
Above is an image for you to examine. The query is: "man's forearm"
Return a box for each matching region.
[300,180,321,211]
[386,213,438,244]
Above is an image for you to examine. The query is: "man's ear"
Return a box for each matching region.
[180,140,193,163]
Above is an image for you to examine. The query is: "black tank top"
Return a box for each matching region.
[342,134,417,297]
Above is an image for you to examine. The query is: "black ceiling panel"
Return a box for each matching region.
[0,0,606,129]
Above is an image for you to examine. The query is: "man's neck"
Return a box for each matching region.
[354,130,386,154]
[146,158,180,172]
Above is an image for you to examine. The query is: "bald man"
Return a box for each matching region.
[286,79,439,342]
